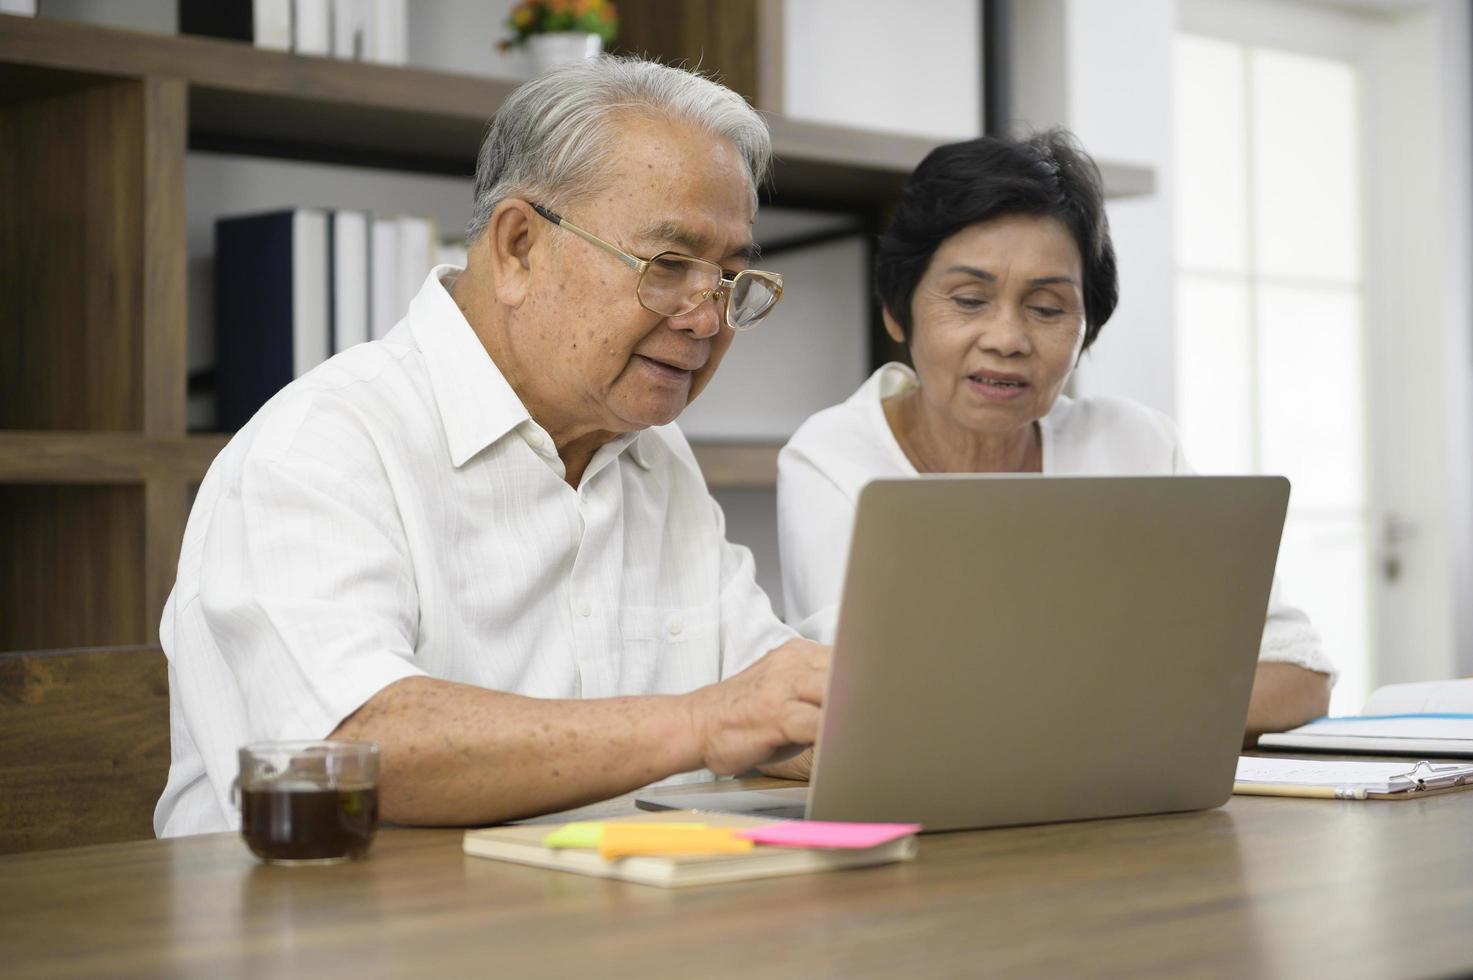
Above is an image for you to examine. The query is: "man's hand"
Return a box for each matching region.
[757,746,813,781]
[685,639,830,775]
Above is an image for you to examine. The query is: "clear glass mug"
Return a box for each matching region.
[235,740,380,865]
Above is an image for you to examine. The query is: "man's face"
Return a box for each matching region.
[517,114,755,435]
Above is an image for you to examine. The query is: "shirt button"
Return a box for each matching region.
[528,430,546,450]
[667,617,683,637]
[576,599,592,618]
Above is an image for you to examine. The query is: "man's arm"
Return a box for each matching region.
[332,638,830,825]
[1243,662,1332,747]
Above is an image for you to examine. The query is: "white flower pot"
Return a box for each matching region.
[526,32,603,75]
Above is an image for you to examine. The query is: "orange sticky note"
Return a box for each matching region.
[598,825,754,859]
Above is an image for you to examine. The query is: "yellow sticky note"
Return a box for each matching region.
[542,821,707,849]
[542,822,606,849]
[599,825,753,859]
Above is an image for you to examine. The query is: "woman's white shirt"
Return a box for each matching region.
[777,362,1335,677]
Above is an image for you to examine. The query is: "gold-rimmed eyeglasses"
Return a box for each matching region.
[531,202,784,331]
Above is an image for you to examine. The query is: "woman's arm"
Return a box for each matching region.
[776,444,862,644]
[1243,662,1332,747]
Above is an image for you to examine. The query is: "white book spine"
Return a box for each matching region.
[0,0,38,16]
[396,215,437,319]
[253,0,293,50]
[293,0,332,56]
[370,0,406,64]
[436,240,469,270]
[370,217,401,341]
[332,211,371,353]
[292,209,331,376]
[331,0,372,60]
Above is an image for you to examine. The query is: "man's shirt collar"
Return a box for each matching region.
[408,266,653,471]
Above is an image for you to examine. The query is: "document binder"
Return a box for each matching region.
[1234,757,1473,800]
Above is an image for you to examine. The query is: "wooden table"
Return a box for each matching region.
[3,777,1472,979]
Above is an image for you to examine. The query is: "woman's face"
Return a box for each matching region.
[889,213,1087,438]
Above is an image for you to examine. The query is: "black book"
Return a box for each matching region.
[214,209,330,432]
[178,0,291,49]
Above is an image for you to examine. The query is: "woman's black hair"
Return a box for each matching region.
[874,128,1118,352]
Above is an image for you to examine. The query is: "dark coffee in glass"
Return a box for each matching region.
[236,741,380,865]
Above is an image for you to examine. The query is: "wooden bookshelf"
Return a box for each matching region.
[0,12,1156,652]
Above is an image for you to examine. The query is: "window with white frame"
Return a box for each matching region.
[1174,34,1369,711]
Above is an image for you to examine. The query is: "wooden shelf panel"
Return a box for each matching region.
[0,14,1154,201]
[0,429,767,492]
[0,484,148,651]
[0,432,226,484]
[689,441,781,490]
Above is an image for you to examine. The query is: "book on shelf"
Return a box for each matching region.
[293,0,330,56]
[178,0,292,51]
[215,209,331,432]
[331,210,371,354]
[370,0,406,64]
[178,0,404,62]
[0,0,38,17]
[1258,678,1473,758]
[436,240,469,270]
[331,0,370,61]
[370,216,400,342]
[215,207,458,429]
[368,214,437,341]
[395,215,437,320]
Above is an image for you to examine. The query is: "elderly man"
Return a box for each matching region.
[155,57,827,836]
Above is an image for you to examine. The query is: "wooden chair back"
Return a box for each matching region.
[0,645,170,854]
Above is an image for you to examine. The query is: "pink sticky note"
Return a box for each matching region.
[734,821,921,849]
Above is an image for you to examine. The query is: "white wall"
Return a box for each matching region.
[1175,0,1473,686]
[406,0,525,79]
[782,0,981,140]
[1008,0,1178,417]
[679,235,869,441]
[1357,3,1462,687]
[1437,1,1473,679]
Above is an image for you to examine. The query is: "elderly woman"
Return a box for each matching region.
[778,130,1333,741]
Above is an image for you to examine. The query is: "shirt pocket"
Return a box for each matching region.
[617,604,719,694]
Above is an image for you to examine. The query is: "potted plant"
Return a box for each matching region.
[500,0,619,75]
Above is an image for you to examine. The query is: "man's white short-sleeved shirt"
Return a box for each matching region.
[155,267,794,837]
[778,362,1336,678]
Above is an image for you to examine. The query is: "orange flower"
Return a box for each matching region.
[548,0,570,12]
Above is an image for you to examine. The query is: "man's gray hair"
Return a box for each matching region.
[466,56,772,243]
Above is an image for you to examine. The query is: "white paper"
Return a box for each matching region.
[1235,756,1453,792]
[1361,678,1473,715]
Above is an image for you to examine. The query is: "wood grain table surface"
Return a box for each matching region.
[3,775,1471,980]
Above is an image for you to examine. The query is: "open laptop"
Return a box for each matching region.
[637,475,1289,832]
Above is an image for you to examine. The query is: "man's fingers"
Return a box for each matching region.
[794,665,828,706]
[779,700,822,746]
